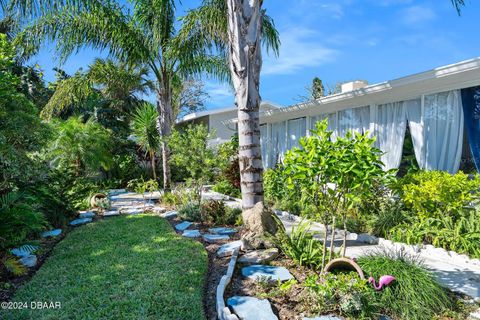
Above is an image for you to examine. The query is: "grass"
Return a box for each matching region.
[357,250,455,320]
[2,215,208,320]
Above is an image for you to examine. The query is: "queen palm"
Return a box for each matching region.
[13,0,228,191]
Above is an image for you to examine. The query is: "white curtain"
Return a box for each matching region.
[270,121,287,167]
[310,113,337,140]
[376,102,407,170]
[260,124,269,169]
[423,90,464,173]
[337,106,370,137]
[404,99,424,169]
[287,117,307,150]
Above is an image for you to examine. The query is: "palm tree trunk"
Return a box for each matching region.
[227,0,264,210]
[155,86,172,192]
[151,151,157,181]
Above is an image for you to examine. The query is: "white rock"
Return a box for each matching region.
[357,233,379,245]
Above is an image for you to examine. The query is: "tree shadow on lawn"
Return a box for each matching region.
[2,215,208,320]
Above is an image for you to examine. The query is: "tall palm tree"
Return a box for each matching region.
[131,102,160,180]
[451,0,465,14]
[180,0,279,209]
[12,0,228,191]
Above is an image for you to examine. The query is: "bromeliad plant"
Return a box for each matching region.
[282,119,388,270]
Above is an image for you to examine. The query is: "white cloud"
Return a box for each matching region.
[401,5,436,26]
[263,27,339,76]
[204,82,234,108]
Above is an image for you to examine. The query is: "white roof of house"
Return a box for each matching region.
[223,57,480,125]
[177,101,282,124]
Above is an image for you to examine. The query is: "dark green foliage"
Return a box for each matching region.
[212,180,241,198]
[0,192,47,252]
[201,199,226,224]
[358,251,455,320]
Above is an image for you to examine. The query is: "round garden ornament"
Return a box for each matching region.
[90,193,108,209]
[323,257,365,280]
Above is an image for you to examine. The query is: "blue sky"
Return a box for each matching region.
[27,0,480,109]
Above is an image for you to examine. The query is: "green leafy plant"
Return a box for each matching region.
[0,192,47,251]
[201,199,226,225]
[358,250,454,320]
[212,180,241,198]
[178,203,202,222]
[282,119,389,269]
[3,257,27,276]
[273,217,324,270]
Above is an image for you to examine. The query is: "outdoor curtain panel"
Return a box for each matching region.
[270,121,287,167]
[461,86,480,172]
[423,90,464,173]
[260,124,269,169]
[287,118,307,150]
[376,102,407,170]
[337,106,370,138]
[310,113,337,141]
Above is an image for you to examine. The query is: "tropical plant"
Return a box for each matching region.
[131,102,160,180]
[0,192,47,252]
[47,117,113,176]
[358,251,455,320]
[201,199,226,224]
[282,120,388,269]
[3,257,27,276]
[178,202,202,222]
[273,217,324,270]
[13,0,234,192]
[212,180,241,198]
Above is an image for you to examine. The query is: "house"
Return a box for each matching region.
[220,57,480,174]
[176,101,282,145]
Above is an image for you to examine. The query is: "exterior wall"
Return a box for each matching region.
[208,110,238,146]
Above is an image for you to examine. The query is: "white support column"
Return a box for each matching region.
[369,104,376,138]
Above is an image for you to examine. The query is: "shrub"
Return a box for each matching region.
[357,251,454,320]
[399,170,480,220]
[201,200,226,224]
[161,191,182,207]
[178,203,202,222]
[212,180,240,198]
[0,192,47,252]
[225,207,243,226]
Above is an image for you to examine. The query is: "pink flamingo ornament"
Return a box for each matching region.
[368,275,396,291]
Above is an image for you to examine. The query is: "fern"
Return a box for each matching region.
[3,257,27,276]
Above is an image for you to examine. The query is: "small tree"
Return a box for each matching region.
[168,124,217,204]
[282,120,387,270]
[311,77,325,99]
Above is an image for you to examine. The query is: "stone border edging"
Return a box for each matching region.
[216,247,240,320]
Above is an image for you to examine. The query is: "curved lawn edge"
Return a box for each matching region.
[2,215,207,320]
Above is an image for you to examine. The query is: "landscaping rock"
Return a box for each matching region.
[208,227,237,236]
[103,210,119,217]
[303,316,342,320]
[379,316,392,320]
[69,218,92,226]
[152,206,167,213]
[41,229,62,238]
[241,202,278,250]
[238,248,279,265]
[469,309,480,320]
[175,221,192,231]
[203,234,230,243]
[357,233,379,245]
[241,264,294,282]
[122,208,144,215]
[79,211,95,219]
[217,241,243,258]
[183,230,201,238]
[227,296,278,320]
[163,211,178,218]
[19,255,37,268]
[11,245,38,257]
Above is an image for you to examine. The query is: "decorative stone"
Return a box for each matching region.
[241,202,278,250]
[227,296,278,320]
[379,316,392,320]
[152,207,167,213]
[241,265,294,282]
[175,221,192,231]
[238,248,279,265]
[41,229,62,238]
[217,241,243,258]
[469,309,480,319]
[11,245,38,257]
[122,208,143,215]
[208,227,237,236]
[19,255,37,268]
[79,211,95,219]
[183,230,201,238]
[303,316,342,320]
[357,233,379,245]
[203,234,230,243]
[103,210,119,217]
[70,218,92,226]
[163,211,178,218]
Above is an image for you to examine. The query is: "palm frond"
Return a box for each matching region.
[451,0,465,15]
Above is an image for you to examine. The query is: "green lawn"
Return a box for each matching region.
[3,215,208,320]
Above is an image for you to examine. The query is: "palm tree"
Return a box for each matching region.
[131,102,160,180]
[12,0,228,191]
[451,0,465,14]
[180,0,279,209]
